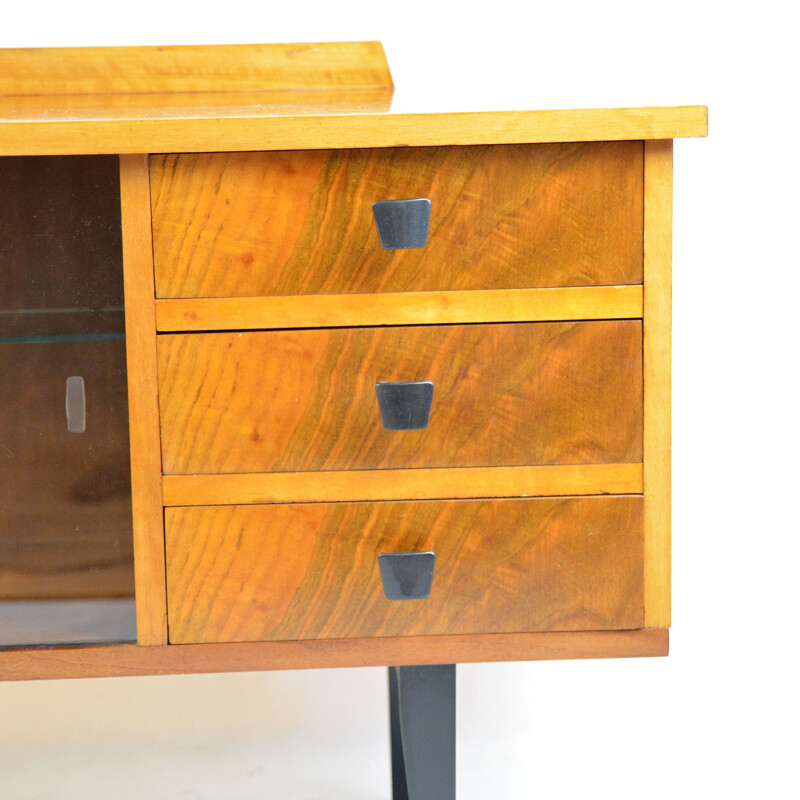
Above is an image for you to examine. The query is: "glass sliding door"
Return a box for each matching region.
[0,155,136,646]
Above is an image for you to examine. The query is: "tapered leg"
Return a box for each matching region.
[389,667,411,800]
[388,665,456,800]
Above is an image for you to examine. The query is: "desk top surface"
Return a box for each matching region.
[0,42,707,155]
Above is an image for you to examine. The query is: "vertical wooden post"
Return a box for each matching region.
[119,154,168,645]
[643,140,673,628]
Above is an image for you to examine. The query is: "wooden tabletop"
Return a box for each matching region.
[0,42,707,155]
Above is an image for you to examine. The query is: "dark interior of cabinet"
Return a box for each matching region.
[0,155,136,646]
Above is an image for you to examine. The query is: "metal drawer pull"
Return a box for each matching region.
[375,381,434,431]
[372,198,431,250]
[65,376,85,433]
[378,552,436,600]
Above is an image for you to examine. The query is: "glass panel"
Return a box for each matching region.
[0,156,135,646]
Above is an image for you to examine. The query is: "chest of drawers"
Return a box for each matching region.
[0,40,706,797]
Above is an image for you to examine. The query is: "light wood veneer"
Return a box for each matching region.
[154,285,644,332]
[161,463,643,507]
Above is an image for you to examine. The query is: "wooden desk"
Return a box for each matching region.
[0,41,707,797]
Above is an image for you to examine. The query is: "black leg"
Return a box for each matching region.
[389,666,411,800]
[388,665,456,800]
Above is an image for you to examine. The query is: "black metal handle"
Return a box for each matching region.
[372,198,431,250]
[378,552,436,600]
[375,381,434,431]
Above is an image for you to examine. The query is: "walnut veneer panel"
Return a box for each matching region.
[158,321,643,475]
[166,496,643,644]
[150,142,643,298]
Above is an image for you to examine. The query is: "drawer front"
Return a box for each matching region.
[158,321,642,475]
[150,142,643,299]
[165,496,643,644]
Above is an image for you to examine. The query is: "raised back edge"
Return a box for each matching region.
[0,42,394,96]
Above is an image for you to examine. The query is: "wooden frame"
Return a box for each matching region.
[119,154,168,646]
[0,629,667,682]
[162,464,643,506]
[155,285,643,332]
[1,106,706,157]
[643,140,674,628]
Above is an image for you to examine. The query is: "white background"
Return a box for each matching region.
[1,2,798,797]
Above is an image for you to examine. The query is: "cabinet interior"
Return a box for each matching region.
[0,155,136,647]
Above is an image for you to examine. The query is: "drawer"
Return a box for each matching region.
[150,142,643,299]
[158,321,642,474]
[165,496,643,644]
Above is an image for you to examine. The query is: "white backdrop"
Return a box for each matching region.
[1,3,798,797]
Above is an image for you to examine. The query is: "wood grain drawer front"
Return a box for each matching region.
[150,142,643,299]
[158,321,642,475]
[165,496,644,644]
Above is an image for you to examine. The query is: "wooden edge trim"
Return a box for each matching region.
[0,629,668,681]
[162,464,643,507]
[119,154,168,646]
[0,107,708,156]
[643,140,673,628]
[155,285,644,332]
[0,42,393,96]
